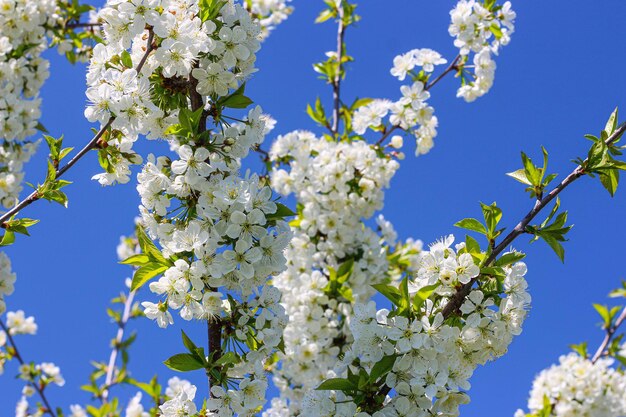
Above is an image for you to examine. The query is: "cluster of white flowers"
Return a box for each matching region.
[449,0,516,102]
[0,0,58,142]
[246,0,293,39]
[1,311,64,417]
[0,141,38,209]
[354,49,446,156]
[0,252,16,314]
[515,353,626,417]
[85,0,261,185]
[265,131,423,414]
[5,310,37,335]
[0,0,63,209]
[159,377,198,417]
[299,235,531,416]
[84,1,293,413]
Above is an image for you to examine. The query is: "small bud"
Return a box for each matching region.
[390,135,403,149]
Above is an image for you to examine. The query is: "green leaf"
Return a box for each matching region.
[272,203,296,218]
[506,168,531,185]
[604,107,619,137]
[221,94,253,109]
[131,263,169,291]
[413,283,440,310]
[136,225,169,265]
[163,353,205,372]
[181,330,198,353]
[337,258,354,283]
[214,352,240,367]
[35,122,49,133]
[540,234,565,262]
[369,354,398,382]
[315,378,356,391]
[119,254,150,266]
[494,251,526,267]
[480,202,503,239]
[372,283,401,307]
[570,342,588,358]
[600,169,619,196]
[0,230,15,246]
[593,304,612,328]
[120,50,133,68]
[454,218,487,235]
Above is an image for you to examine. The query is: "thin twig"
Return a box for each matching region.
[441,122,626,318]
[0,321,58,417]
[0,29,156,225]
[375,55,461,146]
[101,290,137,403]
[64,22,102,30]
[331,3,346,135]
[591,306,626,363]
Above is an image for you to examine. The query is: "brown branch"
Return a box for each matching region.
[375,55,460,146]
[0,320,57,417]
[331,4,346,135]
[64,22,102,30]
[441,122,626,318]
[591,305,626,363]
[0,29,156,225]
[187,63,222,395]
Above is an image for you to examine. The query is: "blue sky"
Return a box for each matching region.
[2,0,626,415]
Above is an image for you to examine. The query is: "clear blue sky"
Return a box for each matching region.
[2,1,626,415]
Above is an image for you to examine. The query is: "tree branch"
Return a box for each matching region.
[375,55,460,146]
[187,63,222,396]
[0,29,156,225]
[441,122,626,318]
[591,305,626,363]
[0,320,57,417]
[64,22,101,30]
[101,289,137,403]
[331,4,346,135]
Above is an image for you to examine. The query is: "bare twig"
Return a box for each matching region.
[331,3,346,135]
[0,29,156,225]
[442,122,626,318]
[64,22,101,30]
[0,321,58,417]
[101,290,137,403]
[375,55,461,146]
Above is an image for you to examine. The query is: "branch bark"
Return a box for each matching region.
[0,29,156,225]
[591,305,626,363]
[0,320,57,417]
[442,122,626,318]
[375,55,460,146]
[331,4,346,135]
[101,289,137,403]
[187,64,222,396]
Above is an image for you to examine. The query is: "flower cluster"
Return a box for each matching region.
[300,235,531,416]
[0,252,16,314]
[1,311,65,416]
[84,1,294,413]
[0,0,62,209]
[85,0,261,185]
[246,0,293,39]
[265,131,422,414]
[449,0,516,101]
[355,49,446,155]
[515,353,626,417]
